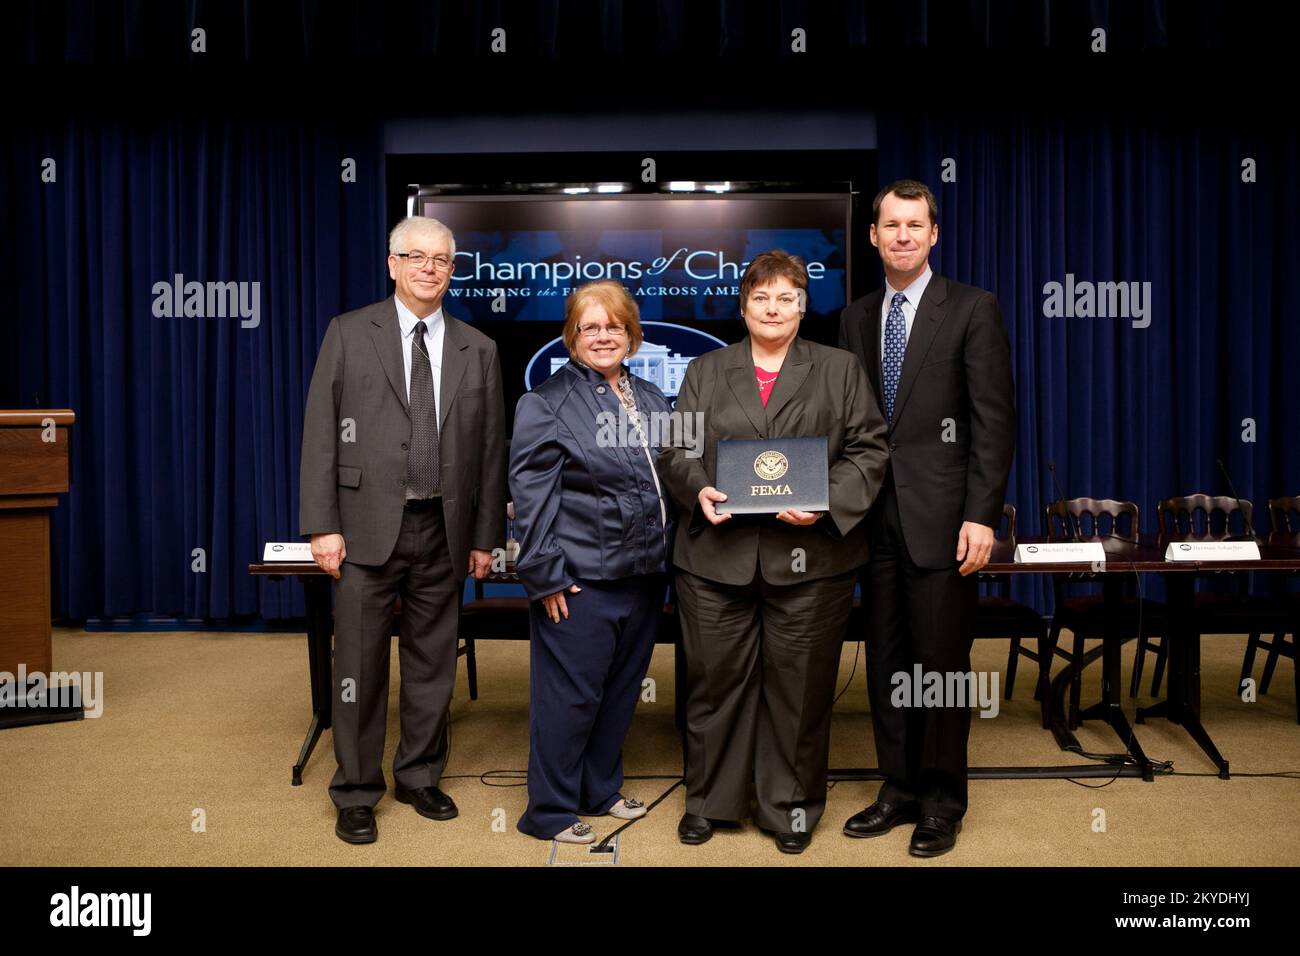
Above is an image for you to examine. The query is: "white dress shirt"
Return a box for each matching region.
[879,265,933,363]
[395,298,445,501]
[395,297,444,412]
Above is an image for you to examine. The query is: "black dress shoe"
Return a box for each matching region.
[677,812,714,845]
[909,816,962,857]
[335,806,377,844]
[395,786,458,821]
[774,831,811,854]
[843,800,921,838]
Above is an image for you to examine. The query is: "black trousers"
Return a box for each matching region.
[676,566,857,834]
[864,475,978,820]
[329,500,461,809]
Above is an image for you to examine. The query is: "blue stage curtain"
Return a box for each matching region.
[1,121,386,621]
[5,108,1296,622]
[4,0,1237,63]
[875,112,1300,608]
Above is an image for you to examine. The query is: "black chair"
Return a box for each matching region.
[1045,498,1168,729]
[1140,494,1273,700]
[974,504,1051,725]
[457,584,527,701]
[457,502,530,700]
[1238,496,1299,721]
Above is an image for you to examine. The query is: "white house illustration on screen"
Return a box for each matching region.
[551,340,694,396]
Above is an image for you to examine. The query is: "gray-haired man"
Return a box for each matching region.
[300,216,506,844]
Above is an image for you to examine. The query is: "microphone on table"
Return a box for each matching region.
[1048,461,1134,553]
[1047,461,1083,542]
[1215,457,1262,543]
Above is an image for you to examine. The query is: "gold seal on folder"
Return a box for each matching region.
[753,450,789,481]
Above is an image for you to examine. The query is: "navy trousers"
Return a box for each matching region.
[517,573,666,839]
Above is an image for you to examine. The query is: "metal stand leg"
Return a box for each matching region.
[294,575,334,786]
[1075,576,1153,781]
[1139,573,1228,778]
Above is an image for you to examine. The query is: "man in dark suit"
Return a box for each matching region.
[299,216,506,844]
[838,180,1015,857]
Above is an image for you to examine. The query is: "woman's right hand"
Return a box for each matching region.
[541,584,583,623]
[698,486,733,526]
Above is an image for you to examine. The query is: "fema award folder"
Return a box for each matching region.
[714,437,830,515]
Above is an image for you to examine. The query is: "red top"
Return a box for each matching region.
[755,365,779,407]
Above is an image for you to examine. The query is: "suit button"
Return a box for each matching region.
[889,441,898,450]
[596,385,606,394]
[401,442,408,450]
[641,481,650,491]
[398,478,406,486]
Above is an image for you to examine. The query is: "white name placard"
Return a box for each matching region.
[262,541,313,562]
[1014,542,1107,564]
[1164,540,1261,562]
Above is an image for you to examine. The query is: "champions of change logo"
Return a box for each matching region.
[455,248,831,289]
[525,321,728,399]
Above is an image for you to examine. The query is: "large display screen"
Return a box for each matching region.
[414,192,852,408]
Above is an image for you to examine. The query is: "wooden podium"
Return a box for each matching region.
[0,409,77,727]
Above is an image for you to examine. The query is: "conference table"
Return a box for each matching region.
[250,532,1300,785]
[979,532,1300,781]
[246,560,684,785]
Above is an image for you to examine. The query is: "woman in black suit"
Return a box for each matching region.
[509,280,674,844]
[657,250,889,854]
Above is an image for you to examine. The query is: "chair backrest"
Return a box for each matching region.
[1045,498,1140,543]
[1269,496,1300,533]
[994,503,1017,543]
[979,503,1018,596]
[1158,493,1254,539]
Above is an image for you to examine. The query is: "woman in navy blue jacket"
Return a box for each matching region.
[509,280,675,844]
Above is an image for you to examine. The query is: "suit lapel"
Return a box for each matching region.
[891,273,949,426]
[439,310,469,429]
[369,297,409,417]
[724,338,768,437]
[763,336,811,431]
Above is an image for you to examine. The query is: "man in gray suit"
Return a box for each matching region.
[300,216,506,844]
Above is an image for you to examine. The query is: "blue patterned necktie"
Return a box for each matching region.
[882,291,908,421]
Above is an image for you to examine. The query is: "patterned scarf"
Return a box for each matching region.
[614,367,652,450]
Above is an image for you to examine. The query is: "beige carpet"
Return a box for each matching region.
[0,627,1296,866]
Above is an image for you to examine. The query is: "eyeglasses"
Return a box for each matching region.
[578,324,628,339]
[394,252,452,272]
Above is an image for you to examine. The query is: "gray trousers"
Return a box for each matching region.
[675,567,857,834]
[329,501,460,809]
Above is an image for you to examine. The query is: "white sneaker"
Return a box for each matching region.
[553,822,596,844]
[608,797,647,820]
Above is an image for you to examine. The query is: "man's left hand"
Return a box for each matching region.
[956,521,995,576]
[468,549,494,580]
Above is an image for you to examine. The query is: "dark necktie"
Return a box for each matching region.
[882,291,907,421]
[407,320,440,497]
